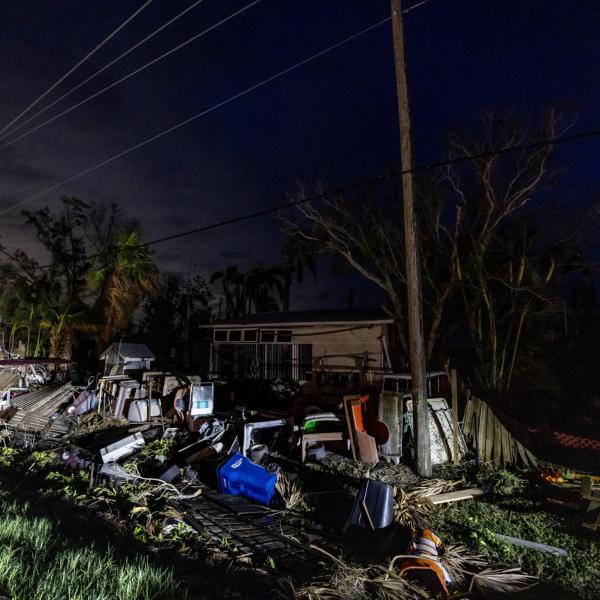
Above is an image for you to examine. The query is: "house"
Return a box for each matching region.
[203,308,394,382]
[99,342,156,375]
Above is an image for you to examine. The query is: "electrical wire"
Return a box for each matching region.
[3,122,600,279]
[124,121,600,248]
[0,0,206,142]
[1,0,597,276]
[0,0,155,138]
[0,15,390,218]
[0,0,263,151]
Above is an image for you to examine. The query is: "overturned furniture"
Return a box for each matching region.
[301,412,347,463]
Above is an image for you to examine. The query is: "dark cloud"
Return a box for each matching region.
[0,154,52,185]
[219,250,249,260]
[0,0,598,309]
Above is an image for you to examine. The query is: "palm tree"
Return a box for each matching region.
[88,230,158,342]
[210,266,246,318]
[244,266,286,313]
[211,265,287,317]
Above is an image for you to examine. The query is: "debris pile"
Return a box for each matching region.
[0,353,596,599]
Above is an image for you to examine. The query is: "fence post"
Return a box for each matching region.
[451,368,459,465]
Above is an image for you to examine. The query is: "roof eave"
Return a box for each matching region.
[202,319,393,329]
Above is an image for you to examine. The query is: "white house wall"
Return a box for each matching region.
[292,324,387,372]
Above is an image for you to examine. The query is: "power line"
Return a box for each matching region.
[0,0,263,151]
[0,0,432,214]
[2,1,432,145]
[139,125,600,247]
[0,0,206,142]
[3,122,600,278]
[0,0,154,139]
[0,14,391,217]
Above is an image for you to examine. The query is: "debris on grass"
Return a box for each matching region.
[276,471,304,510]
[468,566,538,595]
[393,478,457,529]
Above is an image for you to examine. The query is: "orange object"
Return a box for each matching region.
[351,396,368,431]
[344,395,378,463]
[539,469,565,483]
[397,529,450,597]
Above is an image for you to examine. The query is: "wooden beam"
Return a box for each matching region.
[429,488,484,505]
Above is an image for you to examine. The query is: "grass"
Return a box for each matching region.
[430,495,600,599]
[0,488,178,600]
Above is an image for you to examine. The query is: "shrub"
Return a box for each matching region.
[476,464,526,496]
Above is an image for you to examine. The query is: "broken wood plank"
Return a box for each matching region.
[484,404,494,462]
[451,369,459,465]
[493,414,502,465]
[429,488,484,505]
[462,396,474,436]
[343,394,361,461]
[500,420,512,466]
[477,402,486,463]
[581,476,592,498]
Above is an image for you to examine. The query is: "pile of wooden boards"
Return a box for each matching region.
[6,383,77,436]
[462,396,538,468]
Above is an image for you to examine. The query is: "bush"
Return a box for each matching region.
[476,464,526,496]
[430,496,600,599]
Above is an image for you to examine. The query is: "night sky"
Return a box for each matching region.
[1,0,599,309]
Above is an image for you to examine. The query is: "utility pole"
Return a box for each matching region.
[390,0,431,477]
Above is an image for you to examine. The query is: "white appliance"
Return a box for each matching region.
[189,383,214,416]
[127,399,161,422]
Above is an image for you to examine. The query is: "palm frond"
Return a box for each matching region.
[276,472,304,510]
[393,479,458,529]
[439,544,488,585]
[469,567,538,595]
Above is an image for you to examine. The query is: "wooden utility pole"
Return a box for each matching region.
[390,0,431,477]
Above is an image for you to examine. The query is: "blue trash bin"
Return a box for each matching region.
[217,452,277,505]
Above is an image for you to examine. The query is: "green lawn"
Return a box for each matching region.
[430,496,600,599]
[0,489,178,600]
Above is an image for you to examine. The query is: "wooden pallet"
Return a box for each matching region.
[172,483,339,577]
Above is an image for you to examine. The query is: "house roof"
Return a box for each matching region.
[206,308,394,329]
[99,342,156,360]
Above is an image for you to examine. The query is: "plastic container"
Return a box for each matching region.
[217,452,277,505]
[306,442,326,461]
[345,478,394,530]
[249,443,267,462]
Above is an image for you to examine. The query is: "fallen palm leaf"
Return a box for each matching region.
[438,544,488,585]
[405,479,459,499]
[281,547,429,600]
[468,566,538,594]
[277,471,304,510]
[393,489,433,529]
[369,564,430,599]
[393,479,459,529]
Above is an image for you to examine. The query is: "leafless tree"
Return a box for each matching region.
[284,110,574,397]
[442,110,573,395]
